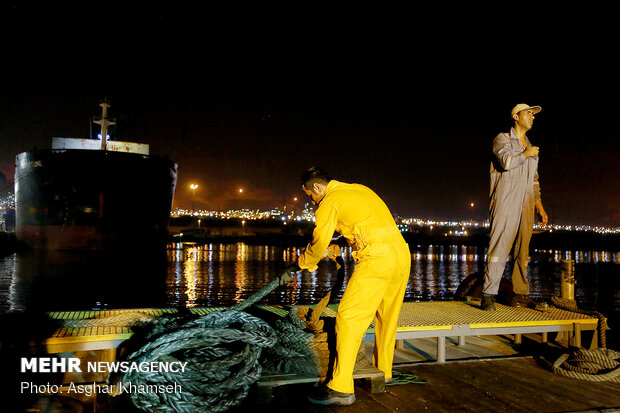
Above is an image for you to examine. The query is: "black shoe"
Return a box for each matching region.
[307,385,355,406]
[481,293,496,311]
[510,294,536,308]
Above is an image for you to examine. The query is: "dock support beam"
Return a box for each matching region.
[514,333,522,345]
[437,337,446,363]
[573,323,582,348]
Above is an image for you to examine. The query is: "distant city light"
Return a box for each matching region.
[167,206,620,235]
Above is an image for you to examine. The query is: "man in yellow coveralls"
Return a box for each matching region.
[481,104,549,311]
[279,166,411,406]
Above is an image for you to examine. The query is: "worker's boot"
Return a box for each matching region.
[510,294,536,308]
[307,385,355,406]
[481,293,496,311]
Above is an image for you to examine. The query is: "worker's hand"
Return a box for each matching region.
[279,265,299,286]
[535,200,548,226]
[537,206,548,226]
[324,244,341,261]
[524,146,539,158]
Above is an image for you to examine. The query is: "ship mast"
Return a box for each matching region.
[93,100,116,150]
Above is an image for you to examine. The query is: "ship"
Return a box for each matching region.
[14,101,178,250]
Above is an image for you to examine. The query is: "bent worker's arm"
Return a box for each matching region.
[298,200,339,272]
[492,133,529,171]
[534,171,542,201]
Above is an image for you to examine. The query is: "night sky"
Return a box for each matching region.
[1,6,618,226]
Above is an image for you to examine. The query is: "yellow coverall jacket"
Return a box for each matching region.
[298,180,411,393]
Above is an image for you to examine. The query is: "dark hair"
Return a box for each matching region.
[301,166,332,189]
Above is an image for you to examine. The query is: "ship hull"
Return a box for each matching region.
[15,149,177,250]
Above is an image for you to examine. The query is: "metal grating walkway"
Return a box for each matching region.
[364,301,600,362]
[375,301,597,331]
[44,301,600,360]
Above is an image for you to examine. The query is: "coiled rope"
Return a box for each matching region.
[548,296,619,382]
[551,348,620,382]
[108,278,323,413]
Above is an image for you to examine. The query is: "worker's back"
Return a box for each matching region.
[322,180,402,250]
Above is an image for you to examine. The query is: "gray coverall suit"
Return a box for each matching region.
[483,128,542,295]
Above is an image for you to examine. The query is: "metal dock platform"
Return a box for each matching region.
[44,300,600,358]
[366,301,600,362]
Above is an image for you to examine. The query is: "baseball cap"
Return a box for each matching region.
[511,103,542,117]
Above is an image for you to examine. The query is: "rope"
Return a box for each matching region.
[229,279,281,312]
[386,371,427,386]
[548,296,619,382]
[258,307,320,376]
[551,348,620,382]
[550,296,608,349]
[118,310,278,412]
[110,277,328,413]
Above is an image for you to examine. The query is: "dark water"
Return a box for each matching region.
[1,243,618,313]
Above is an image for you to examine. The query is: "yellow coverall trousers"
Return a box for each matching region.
[329,239,410,393]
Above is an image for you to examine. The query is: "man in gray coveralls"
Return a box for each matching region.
[481,103,549,311]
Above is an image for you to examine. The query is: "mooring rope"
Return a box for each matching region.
[108,277,325,413]
[551,348,620,382]
[548,296,619,382]
[550,296,609,349]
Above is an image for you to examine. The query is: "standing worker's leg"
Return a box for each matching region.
[373,243,410,379]
[327,259,394,394]
[512,203,534,296]
[483,211,520,295]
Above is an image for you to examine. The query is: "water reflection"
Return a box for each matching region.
[0,248,169,312]
[545,249,620,264]
[161,243,618,309]
[0,243,617,313]
[407,245,485,301]
[165,243,310,308]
